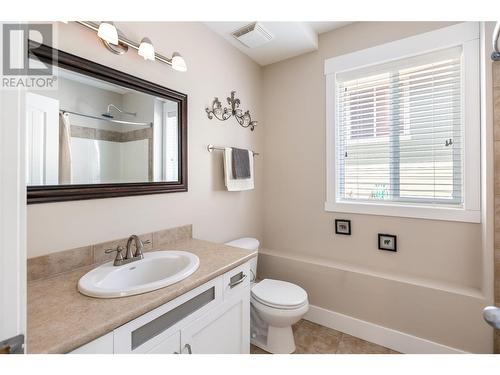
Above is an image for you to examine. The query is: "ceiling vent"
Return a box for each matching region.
[231,22,273,48]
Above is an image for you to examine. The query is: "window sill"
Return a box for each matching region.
[325,201,480,223]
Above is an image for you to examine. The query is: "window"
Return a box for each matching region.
[325,23,480,222]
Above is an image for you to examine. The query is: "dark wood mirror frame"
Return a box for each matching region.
[27,43,188,204]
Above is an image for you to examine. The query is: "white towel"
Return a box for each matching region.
[223,148,254,191]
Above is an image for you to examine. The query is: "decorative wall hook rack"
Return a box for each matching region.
[205,91,258,131]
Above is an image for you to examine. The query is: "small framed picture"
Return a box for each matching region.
[378,234,397,252]
[335,219,351,235]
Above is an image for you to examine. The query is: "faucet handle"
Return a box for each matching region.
[105,245,124,254]
[142,239,151,245]
[105,246,125,263]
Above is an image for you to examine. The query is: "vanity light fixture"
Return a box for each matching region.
[138,37,155,61]
[76,21,187,72]
[206,91,258,131]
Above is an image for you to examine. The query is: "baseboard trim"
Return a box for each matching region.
[304,305,468,354]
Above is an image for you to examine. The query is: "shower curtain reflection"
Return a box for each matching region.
[58,112,72,184]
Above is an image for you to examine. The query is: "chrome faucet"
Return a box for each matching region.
[105,235,151,266]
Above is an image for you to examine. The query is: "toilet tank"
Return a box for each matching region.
[225,237,259,282]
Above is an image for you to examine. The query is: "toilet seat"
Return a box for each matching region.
[251,279,308,310]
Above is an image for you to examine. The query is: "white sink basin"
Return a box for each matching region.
[78,251,200,298]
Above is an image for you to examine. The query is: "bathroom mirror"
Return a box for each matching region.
[26,44,187,203]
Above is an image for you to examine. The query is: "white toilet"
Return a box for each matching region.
[225,237,309,354]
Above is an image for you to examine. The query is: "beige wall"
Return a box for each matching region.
[260,22,491,352]
[27,22,264,257]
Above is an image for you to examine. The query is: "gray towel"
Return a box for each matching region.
[231,147,251,179]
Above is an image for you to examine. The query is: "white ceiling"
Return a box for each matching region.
[204,22,350,66]
[308,21,351,34]
[58,68,129,94]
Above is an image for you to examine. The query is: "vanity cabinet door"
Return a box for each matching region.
[180,290,250,354]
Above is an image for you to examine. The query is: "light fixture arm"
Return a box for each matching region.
[206,91,257,131]
[76,21,175,67]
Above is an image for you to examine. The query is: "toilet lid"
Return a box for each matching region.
[251,279,308,309]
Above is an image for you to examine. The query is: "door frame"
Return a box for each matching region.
[25,92,60,186]
[0,23,27,350]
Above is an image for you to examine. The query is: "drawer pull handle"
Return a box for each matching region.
[229,273,247,289]
[184,343,192,354]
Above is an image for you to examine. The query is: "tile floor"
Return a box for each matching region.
[250,319,400,354]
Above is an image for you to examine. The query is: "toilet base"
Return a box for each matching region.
[251,325,296,354]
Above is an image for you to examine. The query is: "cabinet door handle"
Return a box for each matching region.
[228,273,247,289]
[184,343,192,354]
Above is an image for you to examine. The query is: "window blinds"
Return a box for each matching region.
[335,47,463,206]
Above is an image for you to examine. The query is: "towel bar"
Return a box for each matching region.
[207,144,259,156]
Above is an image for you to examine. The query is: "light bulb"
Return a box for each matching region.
[138,37,155,61]
[97,21,118,45]
[171,52,187,72]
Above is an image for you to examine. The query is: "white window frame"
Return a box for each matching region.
[325,22,480,223]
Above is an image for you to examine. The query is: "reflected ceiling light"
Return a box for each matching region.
[138,37,155,61]
[171,52,187,72]
[97,21,118,45]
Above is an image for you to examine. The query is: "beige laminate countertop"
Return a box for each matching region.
[27,238,256,354]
